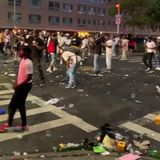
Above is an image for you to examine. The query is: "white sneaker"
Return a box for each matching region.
[145,68,150,72]
[156,86,160,94]
[53,67,58,71]
[46,68,53,73]
[155,67,160,71]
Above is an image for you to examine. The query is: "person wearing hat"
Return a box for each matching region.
[0,46,33,132]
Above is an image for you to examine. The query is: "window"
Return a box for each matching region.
[63,17,73,25]
[78,5,86,14]
[63,3,73,12]
[93,20,96,25]
[49,1,60,11]
[98,8,105,16]
[48,16,59,25]
[8,0,21,6]
[29,14,41,24]
[30,0,41,8]
[89,7,96,15]
[8,12,22,22]
[77,19,86,26]
[97,0,106,3]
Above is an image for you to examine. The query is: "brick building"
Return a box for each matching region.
[0,0,158,34]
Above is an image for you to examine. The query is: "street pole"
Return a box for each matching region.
[115,3,121,35]
[13,0,16,27]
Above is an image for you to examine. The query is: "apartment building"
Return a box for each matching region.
[0,0,120,32]
[0,0,157,34]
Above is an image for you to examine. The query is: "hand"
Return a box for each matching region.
[12,82,17,90]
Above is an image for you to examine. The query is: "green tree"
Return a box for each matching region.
[117,0,152,32]
[147,0,160,31]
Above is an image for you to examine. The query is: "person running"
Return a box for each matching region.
[0,45,33,132]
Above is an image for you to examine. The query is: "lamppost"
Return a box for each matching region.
[115,3,121,34]
[13,0,16,28]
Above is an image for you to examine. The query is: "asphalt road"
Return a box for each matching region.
[0,53,159,159]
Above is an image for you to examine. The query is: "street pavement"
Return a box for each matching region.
[0,53,159,159]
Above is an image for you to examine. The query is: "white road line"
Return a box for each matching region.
[0,119,70,142]
[31,95,98,132]
[0,89,13,95]
[0,106,55,122]
[120,122,160,142]
[0,83,98,142]
[144,114,157,121]
[0,95,37,106]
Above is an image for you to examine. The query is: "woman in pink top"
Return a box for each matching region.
[0,46,33,132]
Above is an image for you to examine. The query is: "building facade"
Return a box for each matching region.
[0,0,122,32]
[0,0,158,34]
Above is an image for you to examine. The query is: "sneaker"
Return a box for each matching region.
[71,84,76,89]
[53,67,58,71]
[97,73,104,77]
[145,68,150,72]
[65,84,76,89]
[147,70,154,74]
[156,85,160,94]
[65,84,72,89]
[46,68,53,73]
[155,67,160,71]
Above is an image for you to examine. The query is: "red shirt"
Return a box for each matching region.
[47,40,56,53]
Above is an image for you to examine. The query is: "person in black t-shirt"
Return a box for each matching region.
[31,31,45,87]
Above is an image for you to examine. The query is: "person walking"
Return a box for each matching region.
[31,31,45,87]
[0,46,33,132]
[105,35,114,73]
[143,37,156,73]
[93,33,103,76]
[46,33,58,73]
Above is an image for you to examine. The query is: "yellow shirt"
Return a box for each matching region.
[0,33,4,43]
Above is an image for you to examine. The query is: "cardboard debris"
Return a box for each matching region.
[154,115,160,125]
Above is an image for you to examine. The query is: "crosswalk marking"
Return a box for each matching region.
[0,95,37,106]
[0,89,13,95]
[0,106,55,122]
[0,119,70,142]
[0,83,98,142]
[144,113,157,121]
[120,122,160,142]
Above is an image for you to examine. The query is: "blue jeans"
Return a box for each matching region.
[66,63,78,85]
[155,53,160,68]
[93,54,100,73]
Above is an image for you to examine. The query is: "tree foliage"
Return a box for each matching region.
[110,0,160,32]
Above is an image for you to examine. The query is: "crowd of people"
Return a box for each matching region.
[0,28,160,132]
[0,29,160,87]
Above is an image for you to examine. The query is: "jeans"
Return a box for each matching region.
[66,63,78,85]
[154,53,160,68]
[8,83,32,126]
[93,54,100,73]
[143,52,154,70]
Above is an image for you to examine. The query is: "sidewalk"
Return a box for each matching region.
[1,150,156,160]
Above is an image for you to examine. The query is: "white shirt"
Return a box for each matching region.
[146,41,156,53]
[105,39,113,54]
[62,51,81,67]
[81,38,88,49]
